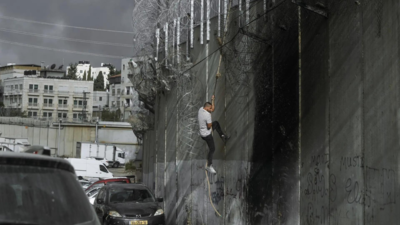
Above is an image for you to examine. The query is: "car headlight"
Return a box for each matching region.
[109,211,122,217]
[154,209,164,216]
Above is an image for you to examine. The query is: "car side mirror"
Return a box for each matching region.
[156,197,163,202]
[97,199,104,204]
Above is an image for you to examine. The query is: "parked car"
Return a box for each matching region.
[24,145,51,156]
[0,152,100,225]
[85,177,131,193]
[79,180,94,190]
[93,183,165,225]
[87,187,102,205]
[66,158,113,179]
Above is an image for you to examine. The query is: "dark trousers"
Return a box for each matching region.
[201,121,224,166]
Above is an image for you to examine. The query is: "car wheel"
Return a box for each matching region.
[114,162,120,168]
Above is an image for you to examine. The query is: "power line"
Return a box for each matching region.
[0,15,135,34]
[0,39,125,59]
[0,28,133,48]
[0,27,133,47]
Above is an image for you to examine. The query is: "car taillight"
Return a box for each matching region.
[34,151,38,154]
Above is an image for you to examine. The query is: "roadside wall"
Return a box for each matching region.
[0,119,139,159]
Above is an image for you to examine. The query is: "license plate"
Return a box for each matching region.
[129,221,148,225]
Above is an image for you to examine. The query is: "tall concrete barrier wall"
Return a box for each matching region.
[140,1,300,224]
[300,0,400,224]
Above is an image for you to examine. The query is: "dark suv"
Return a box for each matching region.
[0,152,100,225]
[94,183,165,225]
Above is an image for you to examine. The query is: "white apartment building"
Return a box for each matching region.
[92,91,109,118]
[120,58,139,120]
[2,77,94,122]
[108,74,124,113]
[0,64,41,83]
[66,61,110,88]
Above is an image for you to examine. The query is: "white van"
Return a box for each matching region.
[66,158,113,179]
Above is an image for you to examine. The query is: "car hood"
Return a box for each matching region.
[110,202,159,216]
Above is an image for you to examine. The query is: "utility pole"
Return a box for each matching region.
[57,119,62,157]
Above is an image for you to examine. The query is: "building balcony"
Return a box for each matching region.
[73,105,86,111]
[8,103,21,108]
[9,90,22,95]
[39,117,54,122]
[58,91,70,96]
[43,90,55,96]
[57,104,69,110]
[28,89,40,95]
[28,103,39,108]
[43,103,54,108]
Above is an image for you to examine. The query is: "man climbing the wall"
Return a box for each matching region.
[198,95,230,174]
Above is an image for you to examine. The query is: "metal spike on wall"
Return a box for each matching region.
[224,0,228,32]
[177,17,180,64]
[218,0,221,37]
[165,22,168,67]
[173,19,176,65]
[246,0,250,26]
[264,0,267,21]
[239,0,242,27]
[155,28,159,62]
[190,0,194,48]
[201,0,204,44]
[206,0,210,41]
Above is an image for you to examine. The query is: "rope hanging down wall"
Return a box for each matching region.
[206,0,233,218]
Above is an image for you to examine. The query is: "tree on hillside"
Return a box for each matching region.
[83,71,87,80]
[88,66,92,80]
[67,63,78,80]
[94,71,105,91]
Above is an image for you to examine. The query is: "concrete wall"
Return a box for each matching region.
[140,1,300,224]
[300,0,400,224]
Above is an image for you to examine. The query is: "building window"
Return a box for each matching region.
[112,89,115,96]
[28,98,38,106]
[58,112,67,118]
[123,64,125,70]
[117,89,121,95]
[19,84,22,90]
[14,85,18,90]
[99,97,102,101]
[28,111,38,117]
[44,99,53,107]
[43,112,53,118]
[29,84,38,92]
[44,85,53,93]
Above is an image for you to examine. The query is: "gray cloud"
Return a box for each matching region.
[0,0,135,69]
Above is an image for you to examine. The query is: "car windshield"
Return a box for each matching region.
[109,188,155,203]
[0,165,98,225]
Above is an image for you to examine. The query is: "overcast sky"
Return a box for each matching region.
[0,0,136,69]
